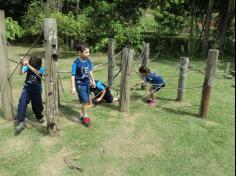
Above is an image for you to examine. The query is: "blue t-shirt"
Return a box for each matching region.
[144,72,165,87]
[71,58,93,85]
[90,80,106,96]
[22,66,45,87]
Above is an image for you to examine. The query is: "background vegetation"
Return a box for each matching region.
[1,0,235,55]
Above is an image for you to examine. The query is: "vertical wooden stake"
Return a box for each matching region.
[0,10,14,120]
[44,18,59,136]
[176,57,189,102]
[224,62,230,79]
[199,49,219,118]
[141,43,150,90]
[119,48,133,113]
[108,38,115,87]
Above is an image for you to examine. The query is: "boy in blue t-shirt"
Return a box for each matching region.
[71,43,95,127]
[16,56,45,133]
[90,80,119,104]
[138,66,165,106]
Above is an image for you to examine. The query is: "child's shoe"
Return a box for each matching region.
[146,99,153,103]
[147,100,156,106]
[15,121,25,134]
[35,114,44,123]
[82,117,91,127]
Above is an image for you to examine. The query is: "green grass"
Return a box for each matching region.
[0,45,235,176]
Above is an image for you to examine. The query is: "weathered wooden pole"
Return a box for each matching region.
[141,43,150,67]
[108,38,115,87]
[176,57,189,101]
[44,18,59,135]
[199,49,219,118]
[119,47,134,113]
[0,10,14,120]
[224,62,231,79]
[141,43,150,90]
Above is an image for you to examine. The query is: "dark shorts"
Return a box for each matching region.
[76,84,90,104]
[103,88,113,103]
[151,83,165,93]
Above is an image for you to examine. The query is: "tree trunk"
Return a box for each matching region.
[202,0,214,57]
[217,4,235,54]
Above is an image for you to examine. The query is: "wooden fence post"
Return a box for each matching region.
[108,38,115,87]
[199,49,219,118]
[0,10,14,120]
[44,18,59,135]
[141,43,150,90]
[224,62,231,79]
[141,43,150,67]
[119,48,134,113]
[176,57,189,101]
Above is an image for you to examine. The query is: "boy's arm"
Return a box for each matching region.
[89,71,96,88]
[96,89,106,102]
[27,64,42,76]
[71,76,76,95]
[19,57,27,75]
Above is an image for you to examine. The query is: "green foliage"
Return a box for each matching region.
[22,1,89,46]
[83,1,145,51]
[5,17,23,40]
[22,1,45,35]
[50,11,89,42]
[153,0,189,35]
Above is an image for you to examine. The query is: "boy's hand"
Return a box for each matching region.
[92,81,96,88]
[71,88,76,95]
[20,58,28,66]
[95,98,102,102]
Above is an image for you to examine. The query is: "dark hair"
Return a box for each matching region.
[29,56,42,70]
[139,66,150,74]
[75,43,89,53]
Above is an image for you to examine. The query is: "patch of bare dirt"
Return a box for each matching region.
[0,137,30,156]
[39,148,73,176]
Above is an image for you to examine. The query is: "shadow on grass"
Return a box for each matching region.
[25,112,48,136]
[96,102,119,111]
[162,106,200,118]
[59,104,81,123]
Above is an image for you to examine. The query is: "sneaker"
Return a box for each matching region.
[148,101,156,106]
[147,99,153,103]
[16,122,25,133]
[82,117,91,127]
[36,118,45,123]
[35,115,44,123]
[79,116,84,123]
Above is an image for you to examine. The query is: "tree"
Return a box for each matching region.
[216,0,235,54]
[201,0,214,56]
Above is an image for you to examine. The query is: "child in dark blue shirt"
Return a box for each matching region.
[16,56,45,133]
[90,80,119,104]
[71,43,95,127]
[139,66,165,106]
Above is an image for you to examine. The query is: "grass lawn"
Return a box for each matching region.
[0,45,235,176]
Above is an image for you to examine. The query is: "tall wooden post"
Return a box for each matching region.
[141,43,150,67]
[108,38,115,87]
[119,48,133,113]
[176,57,189,101]
[141,43,150,90]
[199,49,219,118]
[224,62,231,79]
[0,10,14,120]
[44,18,59,135]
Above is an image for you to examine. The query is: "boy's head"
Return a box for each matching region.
[139,66,150,75]
[76,43,90,59]
[29,56,42,70]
